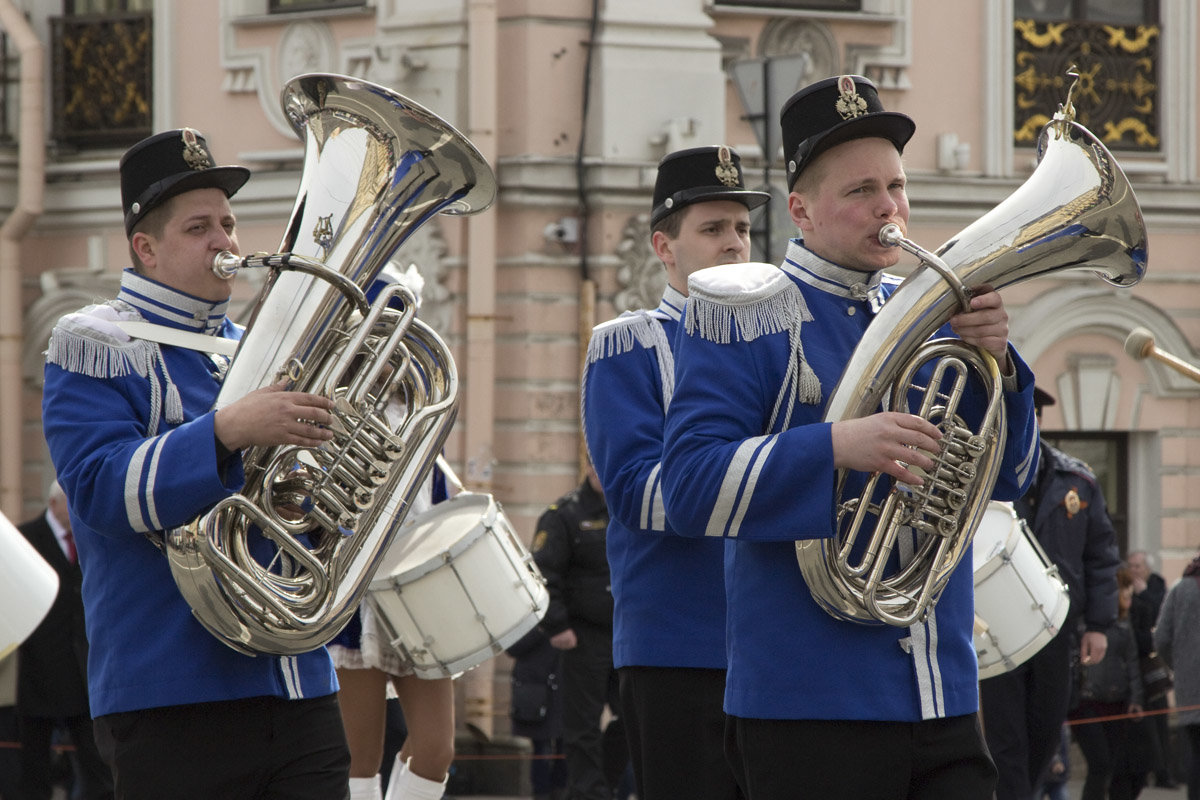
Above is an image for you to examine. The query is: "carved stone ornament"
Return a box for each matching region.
[613,213,665,314]
[758,19,838,79]
[389,222,452,335]
[24,269,122,389]
[278,21,335,88]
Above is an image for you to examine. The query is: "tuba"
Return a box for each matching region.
[165,74,496,655]
[796,88,1147,627]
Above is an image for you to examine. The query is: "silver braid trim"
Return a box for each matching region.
[586,312,661,364]
[685,276,813,344]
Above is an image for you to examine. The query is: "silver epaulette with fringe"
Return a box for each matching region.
[586,311,665,364]
[585,310,675,411]
[46,301,184,431]
[685,262,822,426]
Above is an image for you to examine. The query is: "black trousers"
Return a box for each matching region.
[93,694,350,800]
[618,665,741,800]
[1185,724,1200,800]
[561,623,621,800]
[980,625,1073,800]
[1072,702,1147,800]
[0,705,20,800]
[725,713,996,800]
[18,712,113,800]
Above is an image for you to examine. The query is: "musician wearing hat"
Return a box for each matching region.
[980,387,1120,800]
[42,129,350,799]
[582,145,766,800]
[660,76,1041,798]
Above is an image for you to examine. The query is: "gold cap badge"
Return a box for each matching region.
[181,128,213,171]
[835,75,868,121]
[715,145,739,188]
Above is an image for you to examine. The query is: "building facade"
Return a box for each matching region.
[2,0,1197,736]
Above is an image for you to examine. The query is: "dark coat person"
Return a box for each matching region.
[531,467,626,800]
[507,627,566,800]
[17,481,113,800]
[981,388,1121,800]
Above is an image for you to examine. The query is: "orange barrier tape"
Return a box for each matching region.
[1067,702,1200,726]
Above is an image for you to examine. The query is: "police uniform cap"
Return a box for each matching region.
[650,145,769,227]
[780,74,915,191]
[120,128,251,236]
[1034,386,1056,410]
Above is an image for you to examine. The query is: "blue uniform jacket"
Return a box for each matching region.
[661,239,1040,722]
[582,286,726,670]
[42,270,338,717]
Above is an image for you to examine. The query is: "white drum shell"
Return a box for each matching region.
[972,501,1070,680]
[367,493,548,679]
[0,512,59,659]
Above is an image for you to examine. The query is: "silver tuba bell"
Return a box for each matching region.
[165,74,496,655]
[796,91,1147,627]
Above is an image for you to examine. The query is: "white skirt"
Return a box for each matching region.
[328,601,413,679]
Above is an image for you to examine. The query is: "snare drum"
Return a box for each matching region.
[972,501,1070,680]
[367,492,548,679]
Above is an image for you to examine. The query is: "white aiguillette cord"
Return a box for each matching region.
[114,320,239,357]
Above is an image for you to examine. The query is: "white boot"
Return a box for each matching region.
[383,756,447,800]
[348,775,383,800]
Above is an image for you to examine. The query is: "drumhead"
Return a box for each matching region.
[971,501,1019,573]
[370,493,493,587]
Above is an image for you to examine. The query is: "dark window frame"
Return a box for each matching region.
[268,0,366,12]
[712,1,862,10]
[1013,7,1161,153]
[1014,0,1159,23]
[50,11,153,148]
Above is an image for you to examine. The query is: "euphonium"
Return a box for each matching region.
[165,74,496,655]
[796,93,1147,628]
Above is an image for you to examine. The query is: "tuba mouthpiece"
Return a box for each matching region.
[878,223,904,247]
[1124,327,1155,360]
[212,251,243,279]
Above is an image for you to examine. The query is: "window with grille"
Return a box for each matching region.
[1014,0,1160,153]
[51,2,153,147]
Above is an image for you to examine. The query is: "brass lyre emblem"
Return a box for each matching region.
[313,214,334,258]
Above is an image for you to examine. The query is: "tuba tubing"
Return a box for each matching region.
[165,74,497,656]
[797,108,1147,627]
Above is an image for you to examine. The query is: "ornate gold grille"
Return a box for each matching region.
[1014,19,1159,152]
[51,12,151,147]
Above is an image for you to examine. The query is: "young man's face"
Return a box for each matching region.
[787,136,910,273]
[132,187,240,301]
[653,200,753,295]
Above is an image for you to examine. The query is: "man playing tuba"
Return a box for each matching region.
[660,75,1041,799]
[42,128,351,800]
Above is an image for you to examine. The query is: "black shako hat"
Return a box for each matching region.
[650,145,769,227]
[120,128,251,235]
[780,74,915,191]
